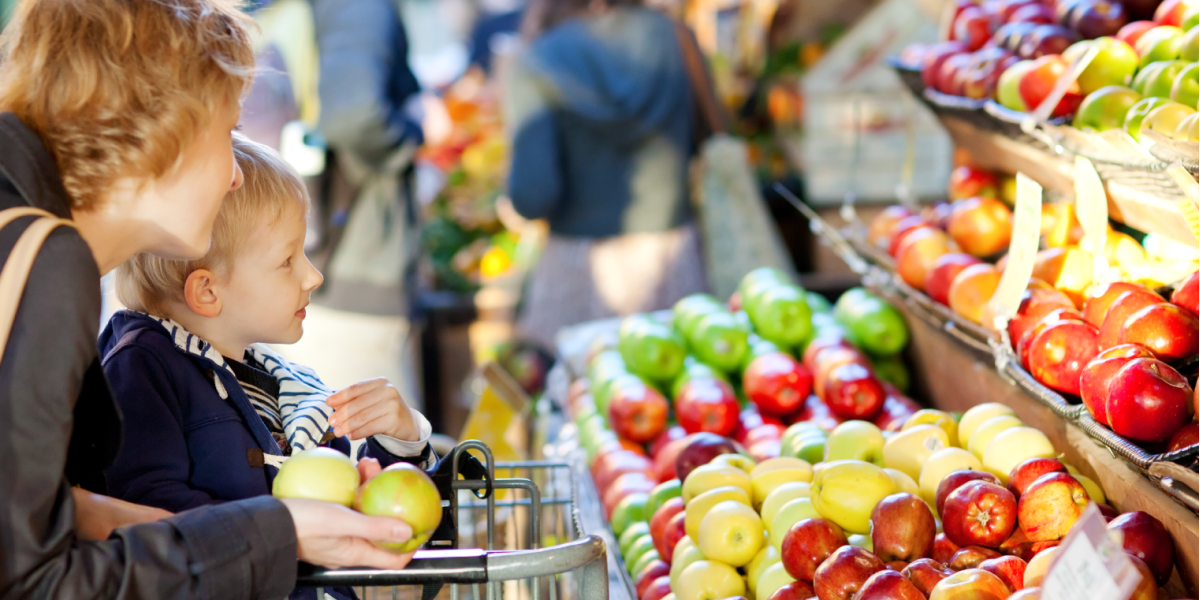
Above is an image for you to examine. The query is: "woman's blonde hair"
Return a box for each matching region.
[116,134,310,315]
[0,0,256,210]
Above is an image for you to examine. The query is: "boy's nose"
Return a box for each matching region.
[303,258,324,291]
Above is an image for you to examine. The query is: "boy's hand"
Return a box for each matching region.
[326,378,419,442]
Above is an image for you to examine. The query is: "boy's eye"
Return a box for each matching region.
[282,257,292,268]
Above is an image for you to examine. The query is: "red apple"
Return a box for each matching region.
[948,545,1004,570]
[932,533,963,565]
[1107,357,1194,442]
[1018,52,1083,117]
[1098,289,1165,349]
[947,197,1014,258]
[1155,0,1189,25]
[812,545,886,600]
[673,432,740,482]
[857,570,926,600]
[1009,288,1077,350]
[871,493,937,563]
[1082,282,1144,328]
[998,0,1041,21]
[635,560,671,598]
[660,510,687,561]
[956,6,1001,50]
[1107,511,1175,585]
[980,555,1027,591]
[1018,24,1081,60]
[640,575,672,600]
[1011,3,1058,24]
[781,517,849,581]
[593,451,656,492]
[889,218,936,257]
[903,559,955,597]
[745,352,813,416]
[1016,472,1089,541]
[801,336,853,374]
[1119,303,1200,363]
[650,496,685,558]
[1167,422,1199,451]
[1027,319,1100,396]
[604,472,656,518]
[813,348,872,401]
[936,470,1002,518]
[897,227,957,291]
[734,408,782,444]
[868,205,915,249]
[873,392,920,433]
[767,581,817,600]
[653,434,692,481]
[674,378,740,437]
[1017,308,1085,370]
[1116,19,1159,46]
[1170,270,1198,316]
[742,424,787,448]
[1125,556,1159,600]
[748,438,783,462]
[927,253,985,306]
[949,166,1000,201]
[610,382,669,443]
[1070,0,1129,38]
[942,480,1018,548]
[822,363,887,420]
[1078,344,1155,425]
[922,41,971,88]
[923,201,955,230]
[648,425,687,459]
[791,395,843,432]
[938,51,976,95]
[1007,457,1068,498]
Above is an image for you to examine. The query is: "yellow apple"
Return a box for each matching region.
[769,497,820,552]
[683,464,753,503]
[1074,473,1105,504]
[848,533,874,552]
[902,409,960,448]
[272,447,360,506]
[685,485,752,540]
[755,561,797,600]
[883,424,951,481]
[712,453,757,473]
[670,542,705,589]
[751,467,813,508]
[966,415,1024,460]
[825,420,886,466]
[760,481,811,529]
[676,560,745,600]
[745,545,780,596]
[749,457,812,479]
[883,468,922,497]
[958,403,1016,448]
[918,447,984,508]
[698,501,765,567]
[673,535,695,563]
[982,426,1056,483]
[810,460,896,534]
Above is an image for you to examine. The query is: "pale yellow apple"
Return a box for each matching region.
[676,560,745,600]
[883,424,951,481]
[825,420,886,466]
[670,542,705,589]
[769,497,820,552]
[902,409,960,448]
[685,485,752,540]
[1074,473,1105,504]
[698,501,765,567]
[751,467,813,508]
[712,453,757,473]
[272,447,360,506]
[930,568,1011,600]
[966,415,1024,460]
[744,545,780,596]
[982,426,1056,483]
[749,457,812,479]
[883,468,922,497]
[755,561,797,600]
[673,535,695,564]
[848,533,874,552]
[958,403,1016,448]
[810,460,896,534]
[683,464,753,503]
[918,447,984,508]
[1024,546,1059,588]
[661,595,675,600]
[760,481,811,529]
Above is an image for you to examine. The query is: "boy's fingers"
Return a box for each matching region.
[326,378,388,407]
[335,402,393,439]
[329,386,394,428]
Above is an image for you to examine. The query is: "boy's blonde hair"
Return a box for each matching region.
[0,0,256,211]
[116,134,310,315]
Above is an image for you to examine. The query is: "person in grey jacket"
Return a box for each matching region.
[0,2,415,598]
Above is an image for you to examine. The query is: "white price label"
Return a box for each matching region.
[1042,505,1142,600]
[989,173,1043,333]
[1074,156,1113,285]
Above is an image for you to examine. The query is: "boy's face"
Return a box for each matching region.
[219,205,323,348]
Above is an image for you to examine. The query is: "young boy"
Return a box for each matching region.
[99,136,435,575]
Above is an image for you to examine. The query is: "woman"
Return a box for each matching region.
[505,0,708,346]
[0,1,415,598]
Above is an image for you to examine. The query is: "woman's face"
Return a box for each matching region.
[135,105,244,260]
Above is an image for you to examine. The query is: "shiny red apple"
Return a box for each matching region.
[926,253,985,306]
[781,517,849,581]
[871,493,937,563]
[650,496,685,559]
[1017,472,1089,542]
[980,555,1027,591]
[1007,457,1068,498]
[1107,511,1175,585]
[932,532,962,565]
[857,570,926,600]
[1098,288,1165,349]
[1106,357,1194,443]
[673,432,739,482]
[745,352,813,416]
[1167,422,1199,451]
[936,470,1002,518]
[948,545,1003,570]
[767,581,817,600]
[635,560,671,598]
[1027,320,1100,396]
[942,480,1018,548]
[609,381,669,443]
[1017,308,1085,370]
[813,545,886,600]
[1009,287,1077,349]
[903,559,955,597]
[1118,303,1200,363]
[822,363,886,420]
[1078,344,1156,425]
[1171,270,1198,316]
[674,378,740,437]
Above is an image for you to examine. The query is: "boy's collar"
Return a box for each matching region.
[135,311,233,374]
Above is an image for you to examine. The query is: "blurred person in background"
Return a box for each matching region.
[505,0,707,347]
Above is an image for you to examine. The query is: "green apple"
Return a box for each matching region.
[833,287,909,357]
[871,353,911,393]
[587,349,627,383]
[675,560,745,600]
[998,60,1036,111]
[747,284,813,348]
[755,560,798,600]
[619,521,651,556]
[688,311,750,373]
[673,293,724,338]
[272,447,360,506]
[1124,96,1173,140]
[769,497,821,551]
[810,459,897,534]
[645,479,682,518]
[1071,38,1140,94]
[1132,61,1169,95]
[354,463,443,553]
[1182,27,1199,61]
[1144,60,1190,97]
[805,291,833,314]
[1184,4,1199,30]
[1172,62,1198,107]
[593,372,644,415]
[1074,86,1142,131]
[780,421,825,450]
[785,431,829,465]
[670,540,705,589]
[1136,26,1185,67]
[618,314,686,383]
[610,492,649,537]
[670,356,728,399]
[630,549,660,576]
[697,500,765,567]
[745,545,781,597]
[825,420,886,466]
[625,534,657,570]
[738,266,791,299]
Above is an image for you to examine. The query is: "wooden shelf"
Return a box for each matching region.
[938,116,1199,247]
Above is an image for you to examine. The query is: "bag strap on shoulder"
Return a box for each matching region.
[673,21,729,142]
[0,207,76,366]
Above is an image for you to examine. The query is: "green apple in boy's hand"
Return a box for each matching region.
[354,463,443,553]
[327,378,420,441]
[273,447,361,506]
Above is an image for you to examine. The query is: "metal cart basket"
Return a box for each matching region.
[297,441,609,600]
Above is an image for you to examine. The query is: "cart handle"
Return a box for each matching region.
[296,534,608,597]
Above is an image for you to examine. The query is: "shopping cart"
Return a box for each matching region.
[297,441,609,600]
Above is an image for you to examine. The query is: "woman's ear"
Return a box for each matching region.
[183,269,223,318]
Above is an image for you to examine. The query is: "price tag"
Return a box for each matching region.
[1074,156,1114,285]
[1042,504,1143,600]
[989,173,1043,334]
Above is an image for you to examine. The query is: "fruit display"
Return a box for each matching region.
[897,0,1199,145]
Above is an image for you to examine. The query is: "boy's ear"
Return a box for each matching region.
[183,269,222,318]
